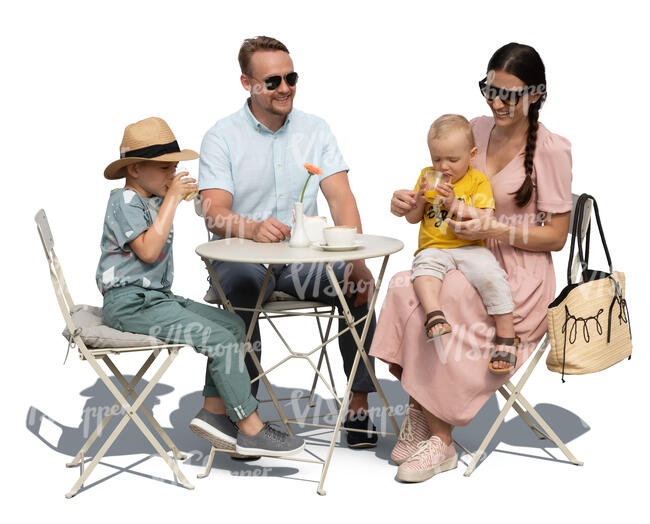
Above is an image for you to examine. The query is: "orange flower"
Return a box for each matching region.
[303,163,323,175]
[300,163,324,202]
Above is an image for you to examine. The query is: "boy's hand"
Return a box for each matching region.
[166,172,198,203]
[435,182,456,209]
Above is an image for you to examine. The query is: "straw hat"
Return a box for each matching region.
[104,117,199,180]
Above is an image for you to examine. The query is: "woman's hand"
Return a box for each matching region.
[391,189,418,217]
[445,213,508,241]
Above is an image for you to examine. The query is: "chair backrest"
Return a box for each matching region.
[35,209,77,333]
[193,194,213,241]
[567,193,592,283]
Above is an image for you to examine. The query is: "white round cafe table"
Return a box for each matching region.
[195,233,404,264]
[195,233,404,495]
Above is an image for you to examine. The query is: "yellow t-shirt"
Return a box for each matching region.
[414,166,495,254]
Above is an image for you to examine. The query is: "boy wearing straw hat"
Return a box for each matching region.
[97,117,305,457]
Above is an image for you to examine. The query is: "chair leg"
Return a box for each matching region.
[66,352,158,467]
[498,385,547,440]
[308,308,336,406]
[512,392,583,466]
[197,446,217,479]
[105,353,187,461]
[66,350,194,497]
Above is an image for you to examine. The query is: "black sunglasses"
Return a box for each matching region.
[478,77,531,106]
[250,72,299,91]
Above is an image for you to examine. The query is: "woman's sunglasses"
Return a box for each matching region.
[251,72,299,91]
[478,77,531,106]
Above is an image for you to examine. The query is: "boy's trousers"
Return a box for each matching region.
[103,285,257,422]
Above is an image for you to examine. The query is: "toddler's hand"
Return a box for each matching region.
[435,182,455,208]
[166,172,198,203]
[416,178,428,204]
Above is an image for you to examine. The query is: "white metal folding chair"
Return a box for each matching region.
[194,196,339,411]
[35,209,194,498]
[457,194,588,476]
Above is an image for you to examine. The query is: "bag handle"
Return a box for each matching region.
[567,194,613,284]
[567,194,588,284]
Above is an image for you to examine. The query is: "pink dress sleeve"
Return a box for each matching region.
[534,130,573,214]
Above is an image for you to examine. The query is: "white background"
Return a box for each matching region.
[2,0,647,521]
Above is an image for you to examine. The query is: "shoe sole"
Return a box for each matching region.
[235,440,306,458]
[348,442,378,449]
[397,454,458,483]
[189,418,236,450]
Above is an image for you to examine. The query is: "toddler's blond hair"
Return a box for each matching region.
[427,114,475,148]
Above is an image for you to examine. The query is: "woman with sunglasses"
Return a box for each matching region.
[370,43,573,482]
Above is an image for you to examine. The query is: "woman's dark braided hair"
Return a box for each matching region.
[487,43,547,207]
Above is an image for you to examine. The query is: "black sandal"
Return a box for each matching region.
[424,310,452,340]
[488,335,521,375]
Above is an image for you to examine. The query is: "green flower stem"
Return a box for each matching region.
[299,172,315,203]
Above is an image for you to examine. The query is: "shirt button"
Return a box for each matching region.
[273,136,278,140]
[276,163,281,167]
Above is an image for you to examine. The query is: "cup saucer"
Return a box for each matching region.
[316,240,363,251]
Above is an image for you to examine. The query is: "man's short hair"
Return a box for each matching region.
[238,36,290,76]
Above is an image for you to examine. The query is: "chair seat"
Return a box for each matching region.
[62,304,168,350]
[204,286,331,311]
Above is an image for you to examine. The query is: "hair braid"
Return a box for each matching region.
[513,101,540,207]
[487,43,547,208]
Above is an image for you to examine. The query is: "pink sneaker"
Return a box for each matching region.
[390,406,430,465]
[397,436,458,483]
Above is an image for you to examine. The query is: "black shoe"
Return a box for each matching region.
[343,413,378,449]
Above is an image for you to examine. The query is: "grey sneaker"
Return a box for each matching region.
[189,408,237,450]
[236,423,305,457]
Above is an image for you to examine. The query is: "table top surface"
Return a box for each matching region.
[196,234,404,264]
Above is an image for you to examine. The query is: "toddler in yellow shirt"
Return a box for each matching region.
[405,114,517,374]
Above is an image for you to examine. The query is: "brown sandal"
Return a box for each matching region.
[488,335,521,375]
[424,310,452,340]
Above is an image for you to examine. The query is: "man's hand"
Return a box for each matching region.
[346,261,375,307]
[252,217,291,243]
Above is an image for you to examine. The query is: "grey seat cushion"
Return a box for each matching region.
[204,286,297,305]
[62,304,166,349]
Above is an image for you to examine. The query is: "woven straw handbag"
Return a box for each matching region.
[546,194,632,381]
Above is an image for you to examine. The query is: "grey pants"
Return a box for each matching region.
[208,260,377,397]
[412,245,514,315]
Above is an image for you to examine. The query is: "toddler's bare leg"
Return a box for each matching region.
[492,312,515,370]
[413,276,449,337]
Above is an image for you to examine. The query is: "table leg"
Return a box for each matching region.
[201,258,294,435]
[317,256,399,495]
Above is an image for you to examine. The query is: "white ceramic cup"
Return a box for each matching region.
[323,226,357,247]
[304,216,328,244]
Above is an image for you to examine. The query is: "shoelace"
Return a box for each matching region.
[398,408,415,442]
[263,423,288,443]
[406,436,444,463]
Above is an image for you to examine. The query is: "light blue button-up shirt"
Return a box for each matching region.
[198,100,348,233]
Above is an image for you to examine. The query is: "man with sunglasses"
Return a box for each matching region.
[197,36,379,449]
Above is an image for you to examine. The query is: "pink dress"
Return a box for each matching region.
[369,116,573,426]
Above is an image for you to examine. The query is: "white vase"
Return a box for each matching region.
[289,201,311,248]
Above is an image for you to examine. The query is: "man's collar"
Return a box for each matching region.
[242,98,293,133]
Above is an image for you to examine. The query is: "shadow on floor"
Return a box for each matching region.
[27,375,588,492]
